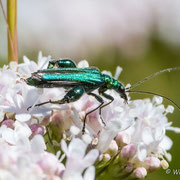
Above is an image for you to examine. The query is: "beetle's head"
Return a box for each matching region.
[116,83,128,103]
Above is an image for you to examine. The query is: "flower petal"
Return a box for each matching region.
[84,166,95,180]
[15,114,31,122]
[83,149,99,167]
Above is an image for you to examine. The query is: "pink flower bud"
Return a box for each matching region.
[115,132,130,146]
[2,119,14,129]
[144,156,160,171]
[103,153,111,162]
[29,124,44,137]
[120,144,136,160]
[133,167,147,179]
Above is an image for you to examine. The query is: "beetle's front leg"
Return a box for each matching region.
[27,87,84,110]
[82,93,104,134]
[100,92,114,114]
[98,88,114,123]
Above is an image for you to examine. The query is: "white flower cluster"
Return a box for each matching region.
[0,53,179,179]
[0,121,97,180]
[0,121,64,180]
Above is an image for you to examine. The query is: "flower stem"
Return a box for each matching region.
[7,0,18,63]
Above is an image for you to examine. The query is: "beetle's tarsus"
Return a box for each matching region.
[100,115,106,126]
[27,106,31,111]
[82,124,85,135]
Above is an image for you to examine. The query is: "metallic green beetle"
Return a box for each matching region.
[26,59,180,133]
[26,59,127,133]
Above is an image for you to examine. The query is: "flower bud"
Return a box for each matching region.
[152,96,163,105]
[144,156,160,171]
[133,167,147,179]
[115,132,130,146]
[106,140,118,156]
[164,152,172,162]
[2,119,14,129]
[98,154,103,161]
[120,144,136,160]
[103,153,111,162]
[166,105,174,114]
[160,159,169,169]
[29,124,44,137]
[125,163,133,172]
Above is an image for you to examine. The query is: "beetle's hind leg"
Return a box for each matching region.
[47,59,76,69]
[27,87,84,110]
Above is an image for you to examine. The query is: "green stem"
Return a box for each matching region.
[7,0,18,63]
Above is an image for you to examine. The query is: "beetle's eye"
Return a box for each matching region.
[120,85,124,90]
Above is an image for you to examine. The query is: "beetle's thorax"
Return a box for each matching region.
[102,74,120,90]
[102,74,127,101]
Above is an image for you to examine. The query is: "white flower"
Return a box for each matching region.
[61,138,99,180]
[77,60,89,68]
[0,110,5,122]
[0,78,68,123]
[37,152,65,177]
[0,82,51,119]
[97,106,134,152]
[124,98,177,161]
[0,121,31,147]
[0,66,18,98]
[18,52,50,77]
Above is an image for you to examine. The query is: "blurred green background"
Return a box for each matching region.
[0,1,180,179]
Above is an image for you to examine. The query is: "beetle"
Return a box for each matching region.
[26,59,180,133]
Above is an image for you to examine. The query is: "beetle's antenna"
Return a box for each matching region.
[126,90,180,111]
[126,67,180,90]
